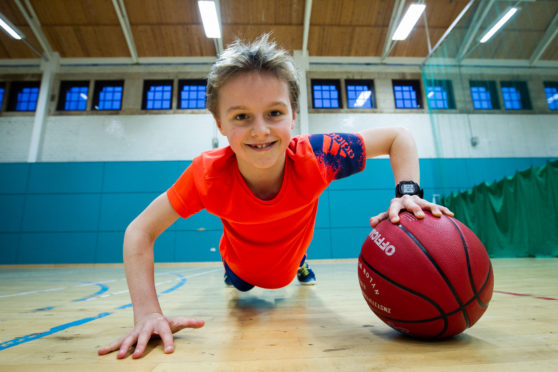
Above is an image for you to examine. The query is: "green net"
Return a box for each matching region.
[442,160,558,257]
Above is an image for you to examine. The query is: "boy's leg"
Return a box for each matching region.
[297,255,316,285]
[223,261,255,292]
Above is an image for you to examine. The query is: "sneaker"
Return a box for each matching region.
[224,273,233,287]
[297,262,316,285]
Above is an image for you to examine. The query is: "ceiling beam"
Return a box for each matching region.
[423,0,475,65]
[302,0,312,55]
[112,0,138,63]
[529,10,558,66]
[213,0,223,55]
[381,0,406,61]
[457,0,495,61]
[14,0,52,59]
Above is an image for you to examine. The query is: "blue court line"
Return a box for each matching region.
[72,282,109,302]
[0,272,187,351]
[0,312,113,351]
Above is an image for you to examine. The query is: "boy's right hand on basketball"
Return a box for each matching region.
[97,312,205,359]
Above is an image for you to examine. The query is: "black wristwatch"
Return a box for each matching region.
[395,181,424,198]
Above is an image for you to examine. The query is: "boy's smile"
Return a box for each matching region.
[214,71,296,193]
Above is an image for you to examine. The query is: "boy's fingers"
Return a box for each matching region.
[132,327,154,359]
[117,335,137,359]
[169,318,205,332]
[369,212,388,227]
[157,325,175,354]
[98,340,122,355]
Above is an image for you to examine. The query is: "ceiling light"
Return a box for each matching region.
[198,1,221,39]
[0,13,24,40]
[392,3,426,41]
[480,7,519,43]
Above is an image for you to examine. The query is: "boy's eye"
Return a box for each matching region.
[269,110,283,117]
[234,113,248,121]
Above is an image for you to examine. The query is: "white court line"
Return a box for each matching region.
[0,287,66,299]
[74,279,117,287]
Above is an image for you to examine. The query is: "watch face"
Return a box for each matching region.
[401,184,416,193]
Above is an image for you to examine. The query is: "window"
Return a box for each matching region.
[178,80,206,109]
[93,80,124,111]
[142,80,173,110]
[393,80,423,109]
[425,80,456,109]
[500,81,531,110]
[470,81,500,110]
[543,82,558,111]
[311,80,341,109]
[346,80,375,109]
[7,81,40,112]
[57,81,89,111]
[0,83,4,111]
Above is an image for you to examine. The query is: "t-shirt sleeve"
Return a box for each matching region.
[166,163,204,219]
[308,133,366,180]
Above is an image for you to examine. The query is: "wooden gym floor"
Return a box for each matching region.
[1,258,557,371]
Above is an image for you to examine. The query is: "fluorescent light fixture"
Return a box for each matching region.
[354,91,372,107]
[392,3,426,41]
[198,1,221,39]
[0,13,24,40]
[480,7,519,43]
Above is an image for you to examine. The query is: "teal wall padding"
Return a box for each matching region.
[0,157,554,264]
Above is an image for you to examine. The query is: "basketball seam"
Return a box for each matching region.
[374,271,493,325]
[446,217,489,308]
[397,224,471,329]
[359,253,449,338]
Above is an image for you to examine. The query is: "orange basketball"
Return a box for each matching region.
[358,211,494,338]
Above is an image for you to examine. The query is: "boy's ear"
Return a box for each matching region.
[290,111,297,129]
[213,114,226,136]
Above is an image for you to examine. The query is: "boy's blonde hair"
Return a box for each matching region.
[206,34,300,116]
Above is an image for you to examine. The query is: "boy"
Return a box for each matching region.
[98,35,452,359]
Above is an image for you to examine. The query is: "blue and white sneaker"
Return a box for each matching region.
[297,262,316,285]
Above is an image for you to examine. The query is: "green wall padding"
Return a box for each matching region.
[442,160,558,257]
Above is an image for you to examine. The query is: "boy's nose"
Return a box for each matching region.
[250,117,270,136]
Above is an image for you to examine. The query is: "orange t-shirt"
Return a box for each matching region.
[167,133,366,288]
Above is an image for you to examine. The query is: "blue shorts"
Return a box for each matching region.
[224,255,307,292]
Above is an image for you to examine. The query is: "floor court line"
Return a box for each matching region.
[0,268,218,351]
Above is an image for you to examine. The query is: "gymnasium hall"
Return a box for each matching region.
[0,0,557,370]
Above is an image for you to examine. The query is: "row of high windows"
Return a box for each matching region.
[1,78,557,113]
[0,79,207,112]
[311,79,558,111]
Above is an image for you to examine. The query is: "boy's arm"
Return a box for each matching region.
[98,192,204,359]
[359,127,453,227]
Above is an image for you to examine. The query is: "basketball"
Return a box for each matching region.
[358,211,494,339]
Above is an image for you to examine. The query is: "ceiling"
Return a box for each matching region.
[0,0,557,65]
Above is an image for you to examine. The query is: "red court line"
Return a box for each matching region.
[494,290,557,301]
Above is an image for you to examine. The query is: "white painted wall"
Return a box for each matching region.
[1,112,556,162]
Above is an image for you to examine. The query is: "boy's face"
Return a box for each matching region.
[214,71,296,175]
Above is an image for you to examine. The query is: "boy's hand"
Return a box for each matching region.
[97,313,205,359]
[369,194,454,228]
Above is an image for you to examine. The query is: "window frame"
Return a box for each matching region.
[310,79,342,109]
[57,80,90,111]
[0,82,5,112]
[92,80,124,111]
[469,80,500,110]
[177,79,207,110]
[7,81,41,112]
[500,81,531,110]
[392,79,423,110]
[345,79,376,109]
[425,79,456,110]
[142,80,174,111]
[544,81,558,111]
